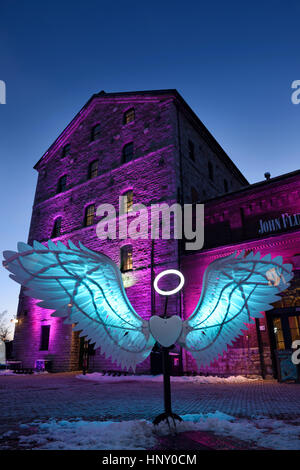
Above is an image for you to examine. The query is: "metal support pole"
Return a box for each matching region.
[162,347,172,414]
[153,297,182,427]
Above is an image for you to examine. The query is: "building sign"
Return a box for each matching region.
[258,213,300,235]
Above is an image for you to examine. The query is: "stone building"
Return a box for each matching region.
[12,89,300,378]
[182,169,300,378]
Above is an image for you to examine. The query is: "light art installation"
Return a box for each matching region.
[2,240,293,368]
[2,240,293,425]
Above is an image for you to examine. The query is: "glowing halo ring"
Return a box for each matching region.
[153,269,185,296]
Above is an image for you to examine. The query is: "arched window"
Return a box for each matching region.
[51,217,62,238]
[123,108,135,125]
[122,190,133,213]
[208,161,214,181]
[61,144,70,158]
[122,142,134,163]
[88,160,99,179]
[57,175,67,193]
[91,124,101,141]
[84,204,95,227]
[120,245,133,272]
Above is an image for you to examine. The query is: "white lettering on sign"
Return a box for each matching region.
[258,213,300,235]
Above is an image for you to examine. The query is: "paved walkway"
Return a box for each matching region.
[1,372,299,449]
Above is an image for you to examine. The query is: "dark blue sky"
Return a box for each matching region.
[0,0,299,314]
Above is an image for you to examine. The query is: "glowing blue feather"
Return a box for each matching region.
[2,242,293,370]
[3,240,155,370]
[178,251,293,366]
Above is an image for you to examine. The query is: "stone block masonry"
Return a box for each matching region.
[13,89,249,373]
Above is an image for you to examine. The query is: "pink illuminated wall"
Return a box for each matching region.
[14,90,298,376]
[181,170,300,376]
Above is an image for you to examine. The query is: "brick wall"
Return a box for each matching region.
[13,90,248,373]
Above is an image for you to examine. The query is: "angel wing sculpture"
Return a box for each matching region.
[3,240,293,427]
[2,241,293,371]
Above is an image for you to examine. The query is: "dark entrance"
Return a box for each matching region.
[266,307,300,378]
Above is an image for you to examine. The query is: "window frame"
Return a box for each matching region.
[84,204,95,227]
[120,245,133,272]
[91,123,101,142]
[57,175,67,194]
[88,160,99,179]
[122,190,133,213]
[122,142,134,164]
[123,108,135,125]
[51,217,62,238]
[61,143,71,159]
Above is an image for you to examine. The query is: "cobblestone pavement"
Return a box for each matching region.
[1,372,300,449]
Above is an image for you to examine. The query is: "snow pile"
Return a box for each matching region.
[0,369,17,376]
[18,419,157,450]
[76,372,258,384]
[0,370,48,376]
[17,412,300,450]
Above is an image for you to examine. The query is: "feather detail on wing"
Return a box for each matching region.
[179,250,293,367]
[3,240,155,370]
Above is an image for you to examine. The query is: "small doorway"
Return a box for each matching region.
[266,308,300,378]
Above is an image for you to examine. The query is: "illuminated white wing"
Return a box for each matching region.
[3,240,155,370]
[179,251,293,367]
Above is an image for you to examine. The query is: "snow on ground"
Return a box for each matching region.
[76,372,258,384]
[16,411,300,450]
[0,369,16,376]
[0,370,48,376]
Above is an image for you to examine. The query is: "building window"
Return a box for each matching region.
[91,124,101,141]
[61,144,71,158]
[40,325,50,351]
[208,161,214,181]
[88,160,98,179]
[120,245,133,272]
[224,179,229,193]
[122,190,133,213]
[84,204,95,227]
[188,140,195,161]
[122,142,134,163]
[51,217,62,238]
[191,187,199,203]
[123,108,135,125]
[57,175,67,193]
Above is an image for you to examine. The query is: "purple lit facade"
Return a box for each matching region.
[182,170,300,378]
[13,89,300,378]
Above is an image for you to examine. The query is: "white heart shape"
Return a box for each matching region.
[149,315,183,347]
